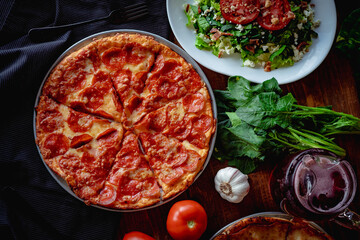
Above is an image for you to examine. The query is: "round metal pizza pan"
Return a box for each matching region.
[33,29,217,212]
[209,212,332,239]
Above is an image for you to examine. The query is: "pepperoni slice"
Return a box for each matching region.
[112,69,132,102]
[113,134,142,169]
[183,92,205,113]
[124,42,148,65]
[168,144,189,167]
[148,58,188,99]
[141,94,166,110]
[59,56,91,98]
[152,57,181,79]
[188,132,206,149]
[126,95,143,113]
[96,128,117,140]
[136,108,167,132]
[102,43,150,70]
[81,73,111,110]
[97,129,119,147]
[133,71,147,94]
[38,110,63,133]
[118,133,140,156]
[117,153,142,170]
[43,133,70,158]
[67,111,94,132]
[168,115,192,140]
[153,76,186,100]
[192,114,213,133]
[101,47,126,69]
[161,167,184,185]
[93,70,110,84]
[220,0,260,25]
[139,133,170,158]
[142,178,160,197]
[98,146,119,170]
[138,132,155,151]
[94,110,115,120]
[114,176,142,203]
[59,154,80,174]
[98,183,117,206]
[257,0,295,30]
[70,134,93,148]
[184,68,203,93]
[112,69,147,101]
[182,150,201,172]
[148,109,167,132]
[81,151,96,167]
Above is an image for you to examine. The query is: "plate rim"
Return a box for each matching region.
[33,29,218,212]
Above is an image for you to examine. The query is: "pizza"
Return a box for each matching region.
[35,33,215,209]
[213,216,334,240]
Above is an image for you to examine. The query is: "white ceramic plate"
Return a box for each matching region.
[167,0,337,84]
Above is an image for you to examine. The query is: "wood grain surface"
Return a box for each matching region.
[117,1,360,239]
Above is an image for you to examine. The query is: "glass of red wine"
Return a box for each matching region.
[269,148,360,230]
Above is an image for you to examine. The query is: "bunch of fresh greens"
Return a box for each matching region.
[336,8,360,61]
[185,0,319,70]
[214,76,360,173]
[336,8,360,80]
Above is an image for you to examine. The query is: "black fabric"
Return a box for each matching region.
[0,0,170,239]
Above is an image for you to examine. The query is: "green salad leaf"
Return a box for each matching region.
[214,76,360,173]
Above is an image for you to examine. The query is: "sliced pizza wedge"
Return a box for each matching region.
[36,96,124,204]
[97,132,161,209]
[96,33,162,128]
[138,132,204,200]
[134,87,215,149]
[119,43,205,127]
[42,42,123,122]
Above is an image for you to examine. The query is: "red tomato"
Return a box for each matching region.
[220,0,260,25]
[122,231,155,240]
[257,0,295,30]
[166,200,207,240]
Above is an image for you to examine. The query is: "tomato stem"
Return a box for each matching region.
[187,220,196,229]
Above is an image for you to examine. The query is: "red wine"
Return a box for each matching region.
[270,149,357,221]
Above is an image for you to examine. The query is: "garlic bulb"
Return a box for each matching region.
[214,167,250,203]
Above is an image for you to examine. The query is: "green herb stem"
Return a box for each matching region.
[288,128,346,156]
[294,104,360,121]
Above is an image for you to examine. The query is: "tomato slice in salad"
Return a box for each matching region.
[220,0,260,25]
[257,0,295,30]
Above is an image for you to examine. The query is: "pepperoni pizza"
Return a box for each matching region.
[213,216,333,240]
[35,33,215,209]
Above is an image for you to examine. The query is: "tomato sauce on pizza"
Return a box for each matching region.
[35,33,215,209]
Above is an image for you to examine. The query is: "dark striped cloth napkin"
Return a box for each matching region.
[0,0,170,239]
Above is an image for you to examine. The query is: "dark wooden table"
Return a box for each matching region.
[117,1,360,239]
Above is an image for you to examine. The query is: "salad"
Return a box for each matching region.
[184,0,320,71]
